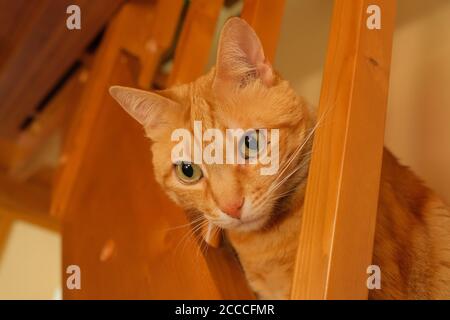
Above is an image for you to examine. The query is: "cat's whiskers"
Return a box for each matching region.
[175,218,212,279]
[164,215,205,232]
[168,215,207,259]
[251,131,318,214]
[264,172,309,202]
[267,111,327,192]
[172,217,201,251]
[174,217,209,258]
[276,104,333,182]
[260,175,308,207]
[196,223,218,258]
[267,152,311,196]
[252,140,312,211]
[251,158,308,214]
[251,108,332,214]
[271,124,317,186]
[181,220,209,260]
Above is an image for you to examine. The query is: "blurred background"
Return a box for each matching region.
[0,0,449,299]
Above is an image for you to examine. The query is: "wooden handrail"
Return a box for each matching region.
[291,0,397,299]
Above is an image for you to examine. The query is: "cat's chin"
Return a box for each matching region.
[207,208,272,232]
[229,215,269,233]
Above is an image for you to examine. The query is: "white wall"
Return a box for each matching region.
[0,221,61,299]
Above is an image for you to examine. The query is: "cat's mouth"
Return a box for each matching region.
[241,215,266,225]
[208,211,269,232]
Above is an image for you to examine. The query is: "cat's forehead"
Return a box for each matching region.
[213,89,294,129]
[167,75,301,130]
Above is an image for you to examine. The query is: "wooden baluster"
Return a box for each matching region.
[291,0,397,299]
[135,0,185,88]
[168,0,224,86]
[241,0,286,62]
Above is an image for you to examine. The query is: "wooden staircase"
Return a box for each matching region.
[49,0,396,299]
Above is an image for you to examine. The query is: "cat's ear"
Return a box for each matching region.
[213,17,274,94]
[109,86,179,139]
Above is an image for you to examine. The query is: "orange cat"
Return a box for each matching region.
[110,18,450,299]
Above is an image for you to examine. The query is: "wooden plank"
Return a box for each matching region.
[136,0,185,88]
[0,208,59,233]
[0,214,13,264]
[0,169,50,218]
[51,1,157,219]
[291,0,396,299]
[241,0,286,62]
[9,64,89,181]
[0,138,16,170]
[168,0,224,85]
[0,0,124,138]
[0,0,36,69]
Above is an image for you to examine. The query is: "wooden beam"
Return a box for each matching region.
[291,0,396,299]
[0,0,124,138]
[9,64,90,181]
[241,0,286,62]
[0,169,50,218]
[51,1,159,219]
[0,138,16,170]
[168,0,224,86]
[0,214,13,264]
[0,0,36,68]
[136,0,185,88]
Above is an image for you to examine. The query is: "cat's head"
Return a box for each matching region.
[110,18,312,233]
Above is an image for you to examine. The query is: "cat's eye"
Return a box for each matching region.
[239,130,265,160]
[175,161,203,184]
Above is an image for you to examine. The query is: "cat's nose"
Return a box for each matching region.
[220,197,244,219]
